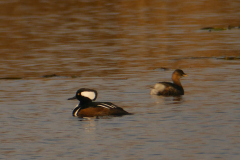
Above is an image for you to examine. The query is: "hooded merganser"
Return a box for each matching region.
[150,69,187,96]
[68,88,130,117]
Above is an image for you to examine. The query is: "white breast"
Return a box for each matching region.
[74,104,81,117]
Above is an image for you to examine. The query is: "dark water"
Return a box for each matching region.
[1,0,240,159]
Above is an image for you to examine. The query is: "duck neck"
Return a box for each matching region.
[172,74,182,87]
[79,97,92,105]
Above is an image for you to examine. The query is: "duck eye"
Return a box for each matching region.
[77,93,80,96]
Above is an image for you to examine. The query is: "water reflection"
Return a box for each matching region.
[172,96,183,104]
[78,118,98,132]
[77,116,114,121]
[0,1,240,78]
[151,95,183,105]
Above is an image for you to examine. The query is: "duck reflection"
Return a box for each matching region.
[172,96,183,104]
[151,95,183,104]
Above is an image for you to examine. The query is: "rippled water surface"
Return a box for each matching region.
[1,0,240,159]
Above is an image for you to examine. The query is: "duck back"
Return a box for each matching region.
[151,82,184,96]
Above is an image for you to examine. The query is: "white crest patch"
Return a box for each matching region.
[81,91,96,100]
[150,83,166,95]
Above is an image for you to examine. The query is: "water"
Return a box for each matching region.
[0,0,240,159]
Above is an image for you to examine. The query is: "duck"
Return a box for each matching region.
[68,88,131,117]
[150,69,187,96]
